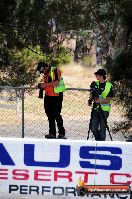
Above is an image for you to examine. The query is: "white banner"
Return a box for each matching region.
[0,137,132,199]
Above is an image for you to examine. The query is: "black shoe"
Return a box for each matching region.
[58,134,67,139]
[126,135,132,142]
[45,134,56,139]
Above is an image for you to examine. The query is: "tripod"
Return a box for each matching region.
[87,103,113,141]
[87,105,95,140]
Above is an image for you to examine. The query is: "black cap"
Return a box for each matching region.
[94,69,106,76]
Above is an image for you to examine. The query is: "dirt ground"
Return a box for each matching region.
[61,63,99,88]
[0,63,128,141]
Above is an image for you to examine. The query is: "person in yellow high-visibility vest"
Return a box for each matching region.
[39,61,66,139]
[88,69,114,141]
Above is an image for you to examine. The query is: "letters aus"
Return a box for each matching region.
[0,143,122,170]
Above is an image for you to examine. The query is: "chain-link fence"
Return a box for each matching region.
[0,86,131,141]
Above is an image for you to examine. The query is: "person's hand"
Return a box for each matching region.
[38,83,46,89]
[40,83,46,89]
[38,83,41,89]
[88,98,92,106]
[94,98,100,104]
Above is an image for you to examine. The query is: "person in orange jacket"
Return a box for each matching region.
[38,61,66,139]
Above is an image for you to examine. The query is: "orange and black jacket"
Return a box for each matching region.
[44,68,61,96]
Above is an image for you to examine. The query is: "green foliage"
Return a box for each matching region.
[1,46,46,86]
[106,50,132,120]
[12,46,47,65]
[49,47,73,65]
[115,79,132,120]
[110,50,132,81]
[0,45,72,86]
[0,0,132,132]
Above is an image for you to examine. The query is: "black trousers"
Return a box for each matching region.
[44,93,65,136]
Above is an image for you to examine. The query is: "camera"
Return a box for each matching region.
[88,81,99,106]
[90,81,99,98]
[37,62,48,99]
[37,83,43,99]
[126,135,132,142]
[37,62,49,74]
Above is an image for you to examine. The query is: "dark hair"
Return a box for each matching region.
[103,75,106,80]
[37,62,49,73]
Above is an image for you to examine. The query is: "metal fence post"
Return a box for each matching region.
[22,88,25,138]
[16,89,19,115]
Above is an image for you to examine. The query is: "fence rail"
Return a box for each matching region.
[0,86,131,141]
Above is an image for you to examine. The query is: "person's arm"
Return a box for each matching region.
[41,80,59,89]
[41,68,60,89]
[95,85,113,104]
[95,97,111,104]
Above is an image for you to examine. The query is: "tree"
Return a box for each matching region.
[0,0,131,125]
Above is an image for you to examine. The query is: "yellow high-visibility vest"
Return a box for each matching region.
[50,67,66,93]
[95,80,113,112]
